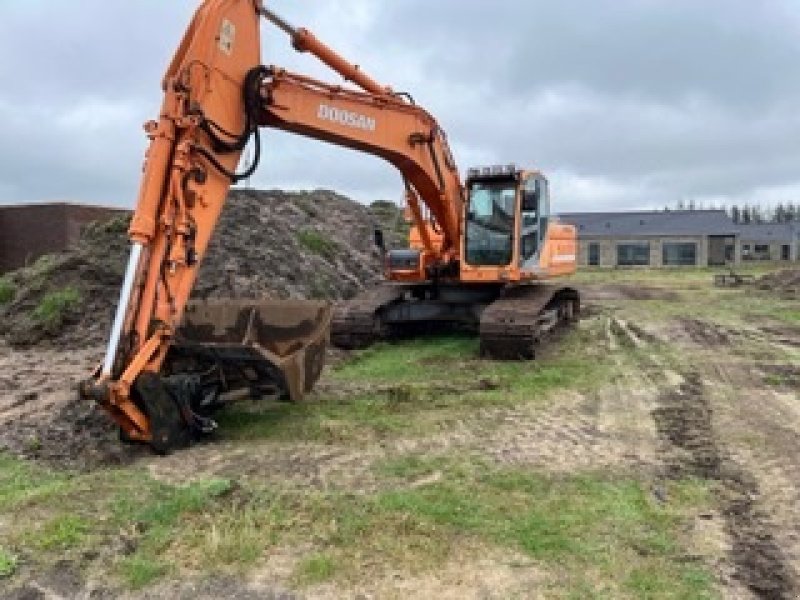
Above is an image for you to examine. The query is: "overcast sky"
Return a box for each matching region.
[1,0,799,213]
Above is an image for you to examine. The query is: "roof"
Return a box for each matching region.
[0,201,128,212]
[558,209,738,237]
[737,222,799,243]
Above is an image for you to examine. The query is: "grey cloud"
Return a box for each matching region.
[0,1,799,213]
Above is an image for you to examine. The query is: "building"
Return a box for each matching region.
[559,210,740,268]
[738,222,799,262]
[0,202,127,273]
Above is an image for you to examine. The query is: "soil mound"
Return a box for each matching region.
[756,268,800,297]
[0,189,405,348]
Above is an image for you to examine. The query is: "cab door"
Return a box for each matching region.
[519,175,550,268]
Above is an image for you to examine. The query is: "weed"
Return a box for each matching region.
[33,286,81,329]
[0,277,14,305]
[118,555,169,589]
[294,552,337,585]
[0,547,16,579]
[28,515,90,550]
[178,494,286,568]
[297,230,339,259]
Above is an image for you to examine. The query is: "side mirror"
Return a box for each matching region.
[374,228,386,252]
[522,190,538,212]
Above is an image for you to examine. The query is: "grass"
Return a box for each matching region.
[0,453,75,511]
[118,555,169,589]
[295,553,338,585]
[297,230,339,260]
[371,456,715,598]
[0,453,234,589]
[2,447,713,596]
[33,286,81,329]
[0,277,14,305]
[27,515,90,550]
[0,547,16,579]
[218,324,614,444]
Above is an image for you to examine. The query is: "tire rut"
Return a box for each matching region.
[653,373,796,599]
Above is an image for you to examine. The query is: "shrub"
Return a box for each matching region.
[297,230,339,259]
[0,278,14,305]
[33,287,81,329]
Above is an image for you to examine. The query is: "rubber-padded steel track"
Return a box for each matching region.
[331,283,410,349]
[479,285,580,359]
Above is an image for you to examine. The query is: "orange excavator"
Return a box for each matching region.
[80,1,578,453]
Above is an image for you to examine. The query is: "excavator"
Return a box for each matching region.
[80,0,579,454]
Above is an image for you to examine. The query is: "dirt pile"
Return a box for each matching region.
[0,189,405,347]
[755,268,800,297]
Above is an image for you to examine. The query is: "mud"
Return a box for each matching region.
[579,282,680,303]
[652,373,796,599]
[0,343,145,469]
[676,318,732,347]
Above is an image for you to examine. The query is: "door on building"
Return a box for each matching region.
[707,236,728,266]
[588,243,599,266]
[781,245,790,261]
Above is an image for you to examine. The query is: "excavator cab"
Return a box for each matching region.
[463,166,551,274]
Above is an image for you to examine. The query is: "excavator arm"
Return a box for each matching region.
[258,66,463,270]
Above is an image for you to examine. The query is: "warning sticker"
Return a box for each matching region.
[218,19,236,56]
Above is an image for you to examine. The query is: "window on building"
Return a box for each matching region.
[754,244,770,260]
[781,245,790,261]
[588,243,599,266]
[662,242,697,266]
[617,242,650,266]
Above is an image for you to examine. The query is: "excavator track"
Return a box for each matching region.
[479,285,580,360]
[331,283,411,349]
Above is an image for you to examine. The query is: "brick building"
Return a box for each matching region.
[0,203,126,273]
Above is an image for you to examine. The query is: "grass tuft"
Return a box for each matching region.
[295,552,338,585]
[118,555,169,589]
[0,547,17,579]
[297,230,339,260]
[0,277,14,305]
[28,515,89,550]
[33,286,81,329]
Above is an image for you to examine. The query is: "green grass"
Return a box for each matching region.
[118,555,169,589]
[33,286,81,329]
[0,453,75,511]
[372,456,715,598]
[27,514,90,550]
[297,230,339,260]
[218,325,614,445]
[0,453,234,589]
[110,477,233,586]
[0,277,14,305]
[295,553,338,585]
[0,547,17,579]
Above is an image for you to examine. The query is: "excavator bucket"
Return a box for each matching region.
[168,299,332,402]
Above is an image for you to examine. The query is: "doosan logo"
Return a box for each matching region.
[317,104,376,132]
